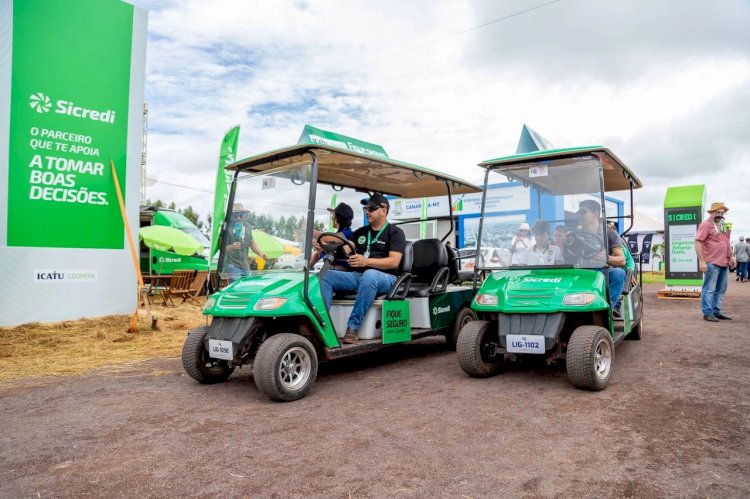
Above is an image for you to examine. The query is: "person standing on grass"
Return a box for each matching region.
[734,236,750,282]
[695,202,735,322]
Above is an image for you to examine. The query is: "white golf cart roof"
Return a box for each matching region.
[227,144,481,197]
[479,146,642,193]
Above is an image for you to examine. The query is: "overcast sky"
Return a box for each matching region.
[134,0,750,237]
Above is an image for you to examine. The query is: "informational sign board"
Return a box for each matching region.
[0,0,148,326]
[382,300,411,344]
[663,185,706,287]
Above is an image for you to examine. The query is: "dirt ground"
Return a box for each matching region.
[1,282,748,498]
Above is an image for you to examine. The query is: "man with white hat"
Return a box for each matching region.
[734,235,750,283]
[695,202,735,321]
[223,203,268,282]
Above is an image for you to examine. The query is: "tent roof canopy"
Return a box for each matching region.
[228,144,481,198]
[479,146,642,193]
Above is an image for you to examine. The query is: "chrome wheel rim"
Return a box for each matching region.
[279,347,311,390]
[593,338,612,380]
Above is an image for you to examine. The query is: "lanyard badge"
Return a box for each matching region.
[364,223,388,259]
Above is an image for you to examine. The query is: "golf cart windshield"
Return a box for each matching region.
[475,155,608,270]
[221,163,315,276]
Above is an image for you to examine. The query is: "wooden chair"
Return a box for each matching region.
[186,270,209,304]
[160,270,195,306]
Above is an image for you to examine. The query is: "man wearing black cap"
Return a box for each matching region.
[320,193,407,344]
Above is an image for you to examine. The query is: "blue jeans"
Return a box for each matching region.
[701,263,728,316]
[604,267,626,310]
[737,261,748,280]
[224,263,249,283]
[321,269,397,331]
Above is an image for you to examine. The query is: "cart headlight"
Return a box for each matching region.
[563,293,596,305]
[475,294,498,306]
[254,297,287,311]
[202,297,215,311]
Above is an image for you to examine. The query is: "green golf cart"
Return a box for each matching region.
[456,147,643,390]
[181,143,481,401]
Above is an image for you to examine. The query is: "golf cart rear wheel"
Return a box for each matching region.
[446,307,477,350]
[457,320,502,378]
[566,326,614,391]
[181,326,235,384]
[254,333,318,402]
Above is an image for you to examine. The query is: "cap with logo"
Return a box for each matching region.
[361,193,389,211]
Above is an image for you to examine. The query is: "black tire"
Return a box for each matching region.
[445,307,477,350]
[254,333,318,402]
[456,320,502,378]
[566,326,614,390]
[626,296,644,341]
[181,326,235,384]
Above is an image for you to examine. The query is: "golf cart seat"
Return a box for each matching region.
[446,245,474,284]
[333,242,414,300]
[407,239,450,297]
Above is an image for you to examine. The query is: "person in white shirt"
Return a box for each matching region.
[516,220,563,266]
[510,222,534,265]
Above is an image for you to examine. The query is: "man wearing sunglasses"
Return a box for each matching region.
[319,193,407,344]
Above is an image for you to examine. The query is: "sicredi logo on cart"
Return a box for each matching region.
[29,92,116,124]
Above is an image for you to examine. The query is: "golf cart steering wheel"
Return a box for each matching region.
[316,232,356,258]
[564,230,604,260]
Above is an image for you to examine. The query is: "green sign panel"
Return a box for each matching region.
[298,124,389,159]
[7,0,134,248]
[382,300,411,344]
[663,185,705,286]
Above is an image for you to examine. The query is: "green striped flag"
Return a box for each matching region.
[210,125,240,259]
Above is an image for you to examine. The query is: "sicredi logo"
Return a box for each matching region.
[432,305,451,315]
[29,92,51,113]
[35,270,98,283]
[29,92,116,124]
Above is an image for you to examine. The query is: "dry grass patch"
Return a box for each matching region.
[0,303,207,382]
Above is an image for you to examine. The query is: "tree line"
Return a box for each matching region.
[144,199,323,241]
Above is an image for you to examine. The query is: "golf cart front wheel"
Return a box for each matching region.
[254,333,318,402]
[456,320,502,378]
[446,307,477,350]
[566,326,614,390]
[181,326,235,384]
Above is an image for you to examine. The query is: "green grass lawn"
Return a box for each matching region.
[640,271,665,284]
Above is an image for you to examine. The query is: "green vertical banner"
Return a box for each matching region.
[210,125,240,259]
[420,197,428,238]
[7,0,134,249]
[329,193,337,231]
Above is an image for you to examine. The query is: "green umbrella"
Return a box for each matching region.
[248,230,285,259]
[139,225,204,256]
